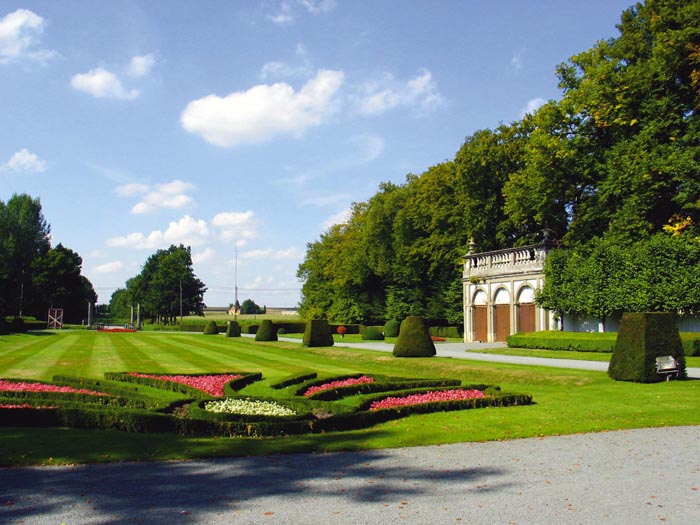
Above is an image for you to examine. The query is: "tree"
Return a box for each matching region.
[31,244,97,324]
[108,288,132,320]
[240,298,264,315]
[127,245,206,324]
[0,194,51,316]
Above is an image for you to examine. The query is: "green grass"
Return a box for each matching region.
[1,330,699,466]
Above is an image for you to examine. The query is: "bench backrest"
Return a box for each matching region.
[655,355,678,371]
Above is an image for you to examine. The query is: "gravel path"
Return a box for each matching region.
[1,426,699,524]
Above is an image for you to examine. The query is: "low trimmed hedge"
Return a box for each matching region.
[104,371,260,398]
[270,372,318,389]
[508,330,700,355]
[428,326,462,339]
[303,378,465,401]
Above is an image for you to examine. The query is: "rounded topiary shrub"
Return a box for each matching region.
[362,326,385,341]
[608,312,686,382]
[277,327,287,335]
[303,319,334,347]
[203,320,219,335]
[383,319,400,338]
[255,319,278,342]
[225,320,241,337]
[393,316,436,357]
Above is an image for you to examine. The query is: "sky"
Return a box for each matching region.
[0,0,634,309]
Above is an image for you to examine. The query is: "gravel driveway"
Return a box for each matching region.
[2,426,699,524]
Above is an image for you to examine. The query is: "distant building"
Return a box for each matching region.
[462,235,555,342]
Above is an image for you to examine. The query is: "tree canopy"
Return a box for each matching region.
[297,0,700,324]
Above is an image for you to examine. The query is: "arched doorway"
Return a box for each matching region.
[517,286,536,333]
[493,288,511,342]
[473,290,487,342]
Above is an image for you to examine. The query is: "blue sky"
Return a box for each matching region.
[1,0,633,308]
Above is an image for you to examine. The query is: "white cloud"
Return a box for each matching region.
[521,97,547,117]
[180,69,344,147]
[211,211,257,243]
[356,68,444,116]
[106,214,210,250]
[241,247,304,260]
[130,179,195,214]
[193,247,215,264]
[114,182,149,197]
[0,148,47,173]
[0,9,57,64]
[267,0,336,24]
[128,53,156,78]
[260,45,312,81]
[322,208,351,230]
[71,68,139,100]
[94,261,124,274]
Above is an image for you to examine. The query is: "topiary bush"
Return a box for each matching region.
[203,320,219,335]
[362,326,385,341]
[303,319,334,347]
[225,321,241,337]
[11,317,26,333]
[0,318,9,336]
[608,312,686,382]
[393,316,436,357]
[255,319,278,342]
[277,327,287,335]
[383,319,400,338]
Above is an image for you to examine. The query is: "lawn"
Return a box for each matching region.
[1,330,699,467]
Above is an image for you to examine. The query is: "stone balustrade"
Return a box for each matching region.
[464,244,549,279]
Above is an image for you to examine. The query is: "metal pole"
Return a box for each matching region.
[179,279,183,330]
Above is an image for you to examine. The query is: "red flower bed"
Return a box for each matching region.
[369,389,486,411]
[0,403,57,409]
[304,375,374,397]
[431,336,446,342]
[0,379,106,396]
[98,327,137,333]
[128,373,242,397]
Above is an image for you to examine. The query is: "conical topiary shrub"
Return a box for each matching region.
[226,320,241,337]
[608,312,686,382]
[255,319,278,341]
[303,319,334,347]
[383,319,400,338]
[203,320,219,335]
[392,316,436,357]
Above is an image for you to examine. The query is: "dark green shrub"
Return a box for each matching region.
[203,320,219,335]
[362,326,384,340]
[303,319,334,347]
[255,320,277,341]
[384,319,400,338]
[329,324,360,334]
[226,321,241,337]
[428,326,462,339]
[246,324,259,334]
[608,312,686,382]
[272,322,306,334]
[393,316,436,357]
[277,327,287,335]
[11,317,26,333]
[507,331,616,352]
[0,318,9,335]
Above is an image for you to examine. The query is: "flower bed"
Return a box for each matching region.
[369,389,486,411]
[204,398,297,417]
[303,375,374,397]
[0,403,58,409]
[128,373,241,397]
[0,379,106,396]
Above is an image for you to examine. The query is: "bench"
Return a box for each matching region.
[655,355,680,381]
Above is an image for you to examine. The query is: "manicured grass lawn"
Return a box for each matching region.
[1,330,699,466]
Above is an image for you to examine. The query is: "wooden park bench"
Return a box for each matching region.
[655,355,680,381]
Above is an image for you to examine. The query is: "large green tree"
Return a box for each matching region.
[126,245,206,324]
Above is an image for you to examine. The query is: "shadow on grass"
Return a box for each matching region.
[0,429,512,523]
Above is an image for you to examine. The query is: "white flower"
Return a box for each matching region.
[204,398,296,417]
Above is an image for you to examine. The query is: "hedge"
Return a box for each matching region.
[270,371,318,390]
[303,379,465,401]
[508,330,700,355]
[428,326,462,339]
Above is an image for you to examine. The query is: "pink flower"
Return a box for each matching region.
[0,403,57,409]
[369,389,486,411]
[128,373,242,397]
[304,376,374,397]
[0,379,106,396]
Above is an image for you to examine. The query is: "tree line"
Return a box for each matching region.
[297,0,700,324]
[0,194,97,324]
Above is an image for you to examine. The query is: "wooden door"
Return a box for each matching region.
[474,306,487,342]
[518,303,536,333]
[494,304,510,342]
